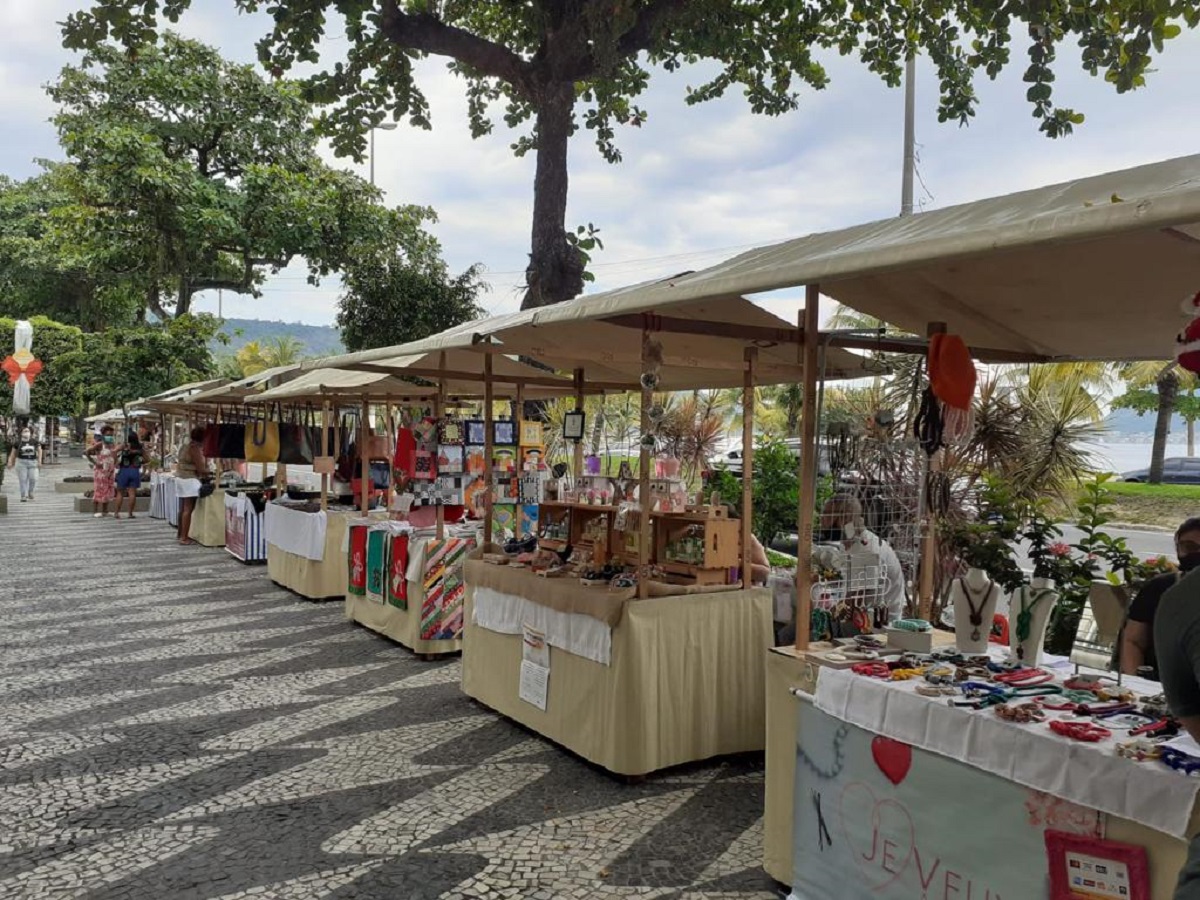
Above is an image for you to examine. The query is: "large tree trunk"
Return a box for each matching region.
[522,81,584,310]
[1149,367,1179,484]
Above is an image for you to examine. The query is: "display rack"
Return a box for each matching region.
[654,504,740,585]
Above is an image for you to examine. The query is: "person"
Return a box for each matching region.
[6,426,41,502]
[174,425,208,545]
[113,430,145,520]
[85,425,119,517]
[815,493,907,623]
[723,504,771,585]
[1120,518,1200,678]
[1151,568,1200,897]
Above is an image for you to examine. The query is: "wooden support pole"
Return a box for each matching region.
[741,347,757,588]
[385,396,395,515]
[638,334,652,600]
[572,368,585,479]
[795,288,821,650]
[320,401,330,512]
[918,321,947,620]
[436,352,446,540]
[483,353,495,546]
[360,398,370,513]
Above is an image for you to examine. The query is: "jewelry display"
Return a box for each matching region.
[993,668,1053,687]
[995,702,1046,724]
[1116,739,1163,762]
[891,618,932,632]
[958,575,994,642]
[1013,585,1056,662]
[1049,720,1112,742]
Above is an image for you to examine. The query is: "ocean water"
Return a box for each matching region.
[1088,442,1191,475]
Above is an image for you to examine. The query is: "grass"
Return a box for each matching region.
[766,549,797,568]
[1097,480,1200,529]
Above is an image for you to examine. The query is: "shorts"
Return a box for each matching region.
[175,478,201,499]
[116,467,142,490]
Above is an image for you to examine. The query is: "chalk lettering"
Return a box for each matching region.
[914,846,940,897]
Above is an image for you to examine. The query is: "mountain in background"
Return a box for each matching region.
[1102,406,1189,438]
[215,318,344,359]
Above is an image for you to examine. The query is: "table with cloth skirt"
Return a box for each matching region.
[149,473,177,524]
[344,523,473,657]
[188,488,226,546]
[265,504,355,600]
[224,492,267,563]
[461,556,774,777]
[762,646,1200,899]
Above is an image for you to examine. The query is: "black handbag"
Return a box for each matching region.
[217,422,246,459]
[277,406,313,465]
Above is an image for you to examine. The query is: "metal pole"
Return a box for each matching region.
[794,287,821,650]
[901,54,916,216]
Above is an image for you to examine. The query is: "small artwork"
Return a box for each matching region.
[493,447,516,473]
[465,446,486,475]
[465,419,486,446]
[438,444,464,474]
[413,417,438,447]
[413,449,436,481]
[563,410,585,441]
[439,417,464,445]
[520,419,543,447]
[518,503,539,538]
[522,446,544,471]
[492,504,517,541]
[493,419,515,446]
[1046,831,1150,900]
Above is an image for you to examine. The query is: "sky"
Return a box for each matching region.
[3,2,1200,329]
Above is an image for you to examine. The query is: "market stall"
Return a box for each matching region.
[584,155,1200,895]
[224,489,267,563]
[188,487,226,546]
[318,293,877,773]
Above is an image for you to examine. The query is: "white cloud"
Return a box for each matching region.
[4,3,1200,329]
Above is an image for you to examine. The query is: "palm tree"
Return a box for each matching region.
[262,336,306,368]
[1115,361,1200,481]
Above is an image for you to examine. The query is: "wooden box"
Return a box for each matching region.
[653,507,740,584]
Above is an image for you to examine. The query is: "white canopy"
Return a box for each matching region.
[533,154,1200,362]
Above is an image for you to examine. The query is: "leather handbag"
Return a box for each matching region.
[305,404,336,472]
[217,423,246,459]
[202,423,220,459]
[359,419,392,460]
[277,407,313,465]
[335,412,358,482]
[244,412,280,463]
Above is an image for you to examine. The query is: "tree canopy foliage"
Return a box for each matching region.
[64,1,1200,309]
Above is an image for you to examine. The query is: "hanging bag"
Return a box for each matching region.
[335,411,358,482]
[202,421,220,458]
[277,404,313,465]
[244,408,280,463]
[217,417,246,460]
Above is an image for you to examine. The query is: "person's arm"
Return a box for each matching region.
[750,534,770,568]
[6,448,14,468]
[1120,620,1150,675]
[191,444,208,475]
[36,444,42,466]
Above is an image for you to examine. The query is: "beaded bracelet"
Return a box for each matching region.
[851,662,891,679]
[1097,712,1158,731]
[916,683,958,697]
[1049,720,1112,742]
[891,618,932,632]
[1161,747,1200,776]
[924,666,955,684]
[1116,739,1162,762]
[996,702,1046,724]
[955,666,993,683]
[1095,687,1137,704]
[994,668,1053,687]
[889,667,928,682]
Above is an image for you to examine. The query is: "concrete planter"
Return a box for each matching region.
[0,495,7,514]
[74,496,151,514]
[55,480,94,494]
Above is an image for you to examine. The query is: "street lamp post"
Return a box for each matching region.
[370,122,398,186]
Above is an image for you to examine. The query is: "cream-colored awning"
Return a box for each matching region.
[527,154,1200,363]
[314,295,881,389]
[184,365,303,406]
[300,348,582,393]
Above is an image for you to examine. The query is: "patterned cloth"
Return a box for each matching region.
[91,445,118,504]
[420,537,474,640]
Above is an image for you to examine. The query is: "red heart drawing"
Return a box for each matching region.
[871,736,912,786]
[840,780,916,890]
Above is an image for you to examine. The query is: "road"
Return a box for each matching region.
[1010,524,1175,571]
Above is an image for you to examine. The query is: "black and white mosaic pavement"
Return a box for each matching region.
[0,466,780,900]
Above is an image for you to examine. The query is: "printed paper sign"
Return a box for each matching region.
[522,624,549,668]
[519,660,549,711]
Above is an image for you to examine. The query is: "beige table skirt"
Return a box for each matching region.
[762,648,1196,896]
[267,511,349,600]
[344,592,462,656]
[462,583,773,776]
[188,489,226,547]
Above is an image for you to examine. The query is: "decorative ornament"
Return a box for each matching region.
[927,333,976,444]
[870,736,912,785]
[647,404,665,423]
[640,372,660,391]
[2,320,42,416]
[1176,290,1200,375]
[640,433,657,450]
[642,335,664,370]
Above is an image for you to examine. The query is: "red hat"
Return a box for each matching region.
[928,333,976,411]
[1176,290,1200,375]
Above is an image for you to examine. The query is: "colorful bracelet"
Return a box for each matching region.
[993,668,1054,687]
[1161,747,1200,776]
[891,618,932,632]
[1116,739,1162,762]
[996,702,1046,724]
[1050,720,1112,742]
[851,662,891,679]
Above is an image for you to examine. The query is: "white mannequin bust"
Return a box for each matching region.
[1009,576,1058,665]
[949,567,1004,655]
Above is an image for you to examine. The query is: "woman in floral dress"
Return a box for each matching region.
[86,424,119,517]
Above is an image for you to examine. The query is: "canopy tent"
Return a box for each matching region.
[499,154,1200,363]
[184,365,303,407]
[309,295,881,389]
[140,378,231,415]
[247,368,440,404]
[85,407,151,424]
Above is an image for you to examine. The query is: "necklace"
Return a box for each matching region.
[797,723,848,780]
[958,576,994,641]
[1015,587,1055,660]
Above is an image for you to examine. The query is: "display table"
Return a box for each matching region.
[150,473,177,523]
[462,559,773,776]
[763,647,1199,899]
[344,523,475,657]
[224,492,267,563]
[265,505,352,600]
[188,488,226,547]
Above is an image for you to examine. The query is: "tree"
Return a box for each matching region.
[1113,361,1200,481]
[234,335,307,376]
[48,32,440,319]
[336,260,486,353]
[64,3,1200,311]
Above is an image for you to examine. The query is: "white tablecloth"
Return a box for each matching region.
[263,503,328,561]
[473,585,613,665]
[814,665,1199,838]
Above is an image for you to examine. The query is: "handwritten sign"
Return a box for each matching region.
[791,701,1101,900]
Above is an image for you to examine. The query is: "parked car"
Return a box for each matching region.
[1121,457,1200,484]
[705,439,830,479]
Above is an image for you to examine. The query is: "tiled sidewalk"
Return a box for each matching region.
[0,466,780,900]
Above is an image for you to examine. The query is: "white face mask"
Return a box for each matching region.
[842,523,857,540]
[20,432,30,441]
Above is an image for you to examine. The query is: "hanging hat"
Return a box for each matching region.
[1177,290,1200,376]
[927,333,976,411]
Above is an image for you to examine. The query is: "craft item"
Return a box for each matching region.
[891,618,931,632]
[1129,718,1179,738]
[439,418,464,445]
[916,683,958,697]
[888,667,927,682]
[1014,585,1056,661]
[1096,712,1157,731]
[1007,685,1063,699]
[1176,290,1200,375]
[1049,720,1112,742]
[995,702,1046,724]
[1161,746,1200,775]
[851,662,891,679]
[993,668,1053,687]
[959,575,993,642]
[1116,739,1162,762]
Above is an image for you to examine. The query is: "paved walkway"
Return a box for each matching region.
[0,465,779,900]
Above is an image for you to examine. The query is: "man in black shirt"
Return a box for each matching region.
[1122,518,1200,678]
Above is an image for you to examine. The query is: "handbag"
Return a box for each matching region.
[277,406,313,465]
[305,404,336,472]
[359,421,391,460]
[217,422,246,459]
[335,412,358,482]
[244,412,280,463]
[202,423,219,458]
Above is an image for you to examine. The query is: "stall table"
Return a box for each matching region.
[764,646,1199,900]
[344,523,475,657]
[188,487,226,547]
[149,472,177,523]
[265,503,356,600]
[224,491,267,563]
[462,557,773,776]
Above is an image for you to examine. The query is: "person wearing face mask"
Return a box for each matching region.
[85,424,119,517]
[815,494,907,623]
[6,426,42,502]
[1121,517,1200,680]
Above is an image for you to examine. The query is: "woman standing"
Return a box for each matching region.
[6,426,41,502]
[114,430,145,520]
[85,425,119,517]
[175,425,208,545]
